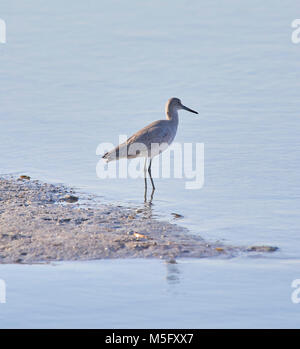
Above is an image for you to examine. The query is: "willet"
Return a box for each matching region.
[103,97,198,201]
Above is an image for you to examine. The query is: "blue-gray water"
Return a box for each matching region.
[0,0,300,328]
[1,258,300,329]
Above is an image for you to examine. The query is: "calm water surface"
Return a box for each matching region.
[1,258,300,328]
[0,0,300,328]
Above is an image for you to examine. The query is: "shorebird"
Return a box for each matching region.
[103,97,198,201]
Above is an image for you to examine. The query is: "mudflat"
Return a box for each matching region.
[0,177,277,263]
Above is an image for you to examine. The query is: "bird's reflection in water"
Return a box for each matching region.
[138,196,155,219]
[165,261,181,285]
[137,195,181,285]
[144,186,155,206]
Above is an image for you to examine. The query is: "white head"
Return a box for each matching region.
[166,97,198,115]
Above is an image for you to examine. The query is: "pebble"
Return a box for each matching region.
[166,258,177,264]
[60,195,79,203]
[19,175,31,180]
[133,232,147,239]
[171,213,184,219]
[247,246,278,252]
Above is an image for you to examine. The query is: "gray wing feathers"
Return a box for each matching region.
[102,120,174,162]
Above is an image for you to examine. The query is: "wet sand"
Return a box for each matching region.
[0,176,277,263]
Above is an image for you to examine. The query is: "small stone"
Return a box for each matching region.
[58,218,71,224]
[166,258,177,264]
[247,245,278,252]
[19,175,31,180]
[134,232,147,240]
[171,213,184,219]
[60,195,79,203]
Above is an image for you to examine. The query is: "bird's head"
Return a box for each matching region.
[166,97,198,114]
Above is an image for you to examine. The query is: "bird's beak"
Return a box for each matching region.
[181,104,198,114]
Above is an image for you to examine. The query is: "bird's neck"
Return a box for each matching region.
[166,108,179,126]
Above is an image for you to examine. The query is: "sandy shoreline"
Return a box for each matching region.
[0,176,277,263]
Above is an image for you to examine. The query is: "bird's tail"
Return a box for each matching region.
[102,149,117,162]
[102,142,129,162]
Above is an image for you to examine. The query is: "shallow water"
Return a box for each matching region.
[1,258,300,329]
[0,0,300,327]
[1,0,300,255]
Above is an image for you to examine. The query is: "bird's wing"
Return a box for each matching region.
[103,120,172,161]
[127,120,171,145]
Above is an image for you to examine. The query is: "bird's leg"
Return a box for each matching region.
[144,157,148,202]
[148,159,156,191]
[149,187,155,204]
